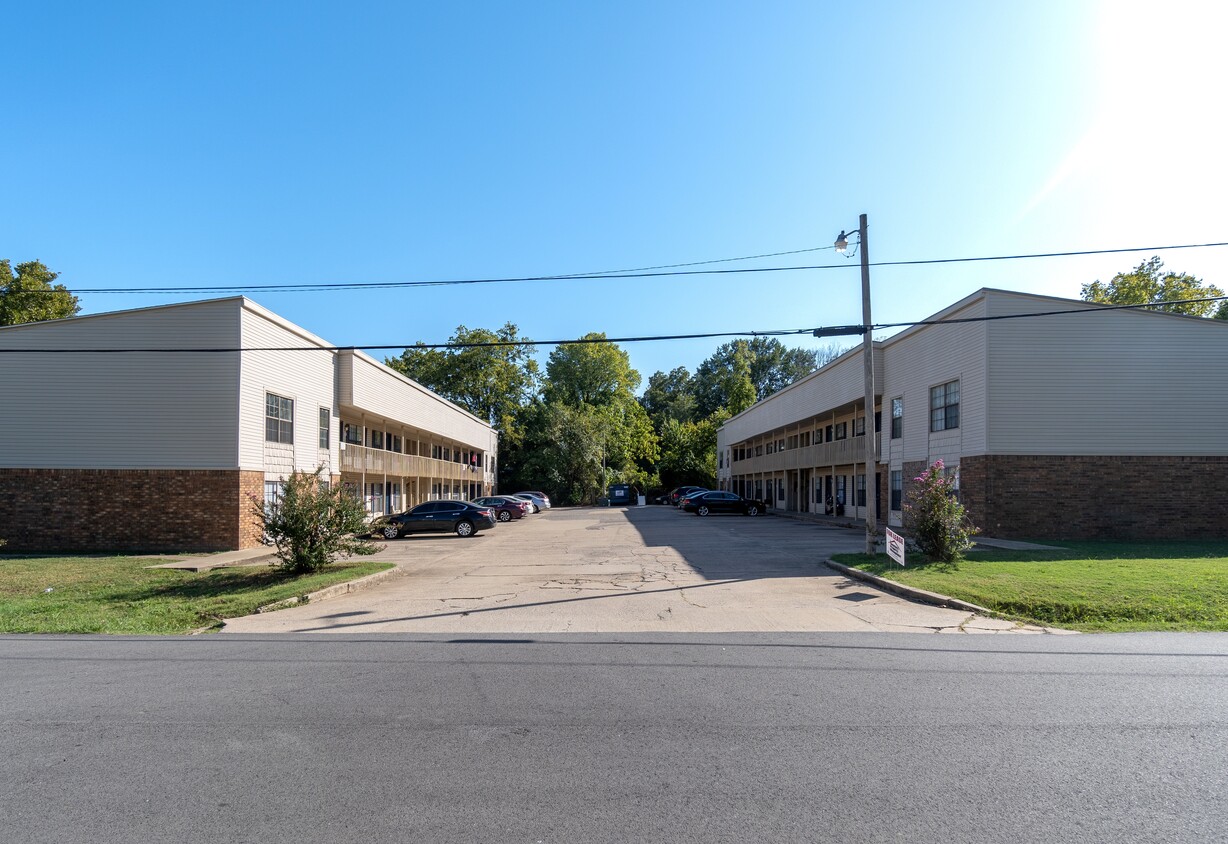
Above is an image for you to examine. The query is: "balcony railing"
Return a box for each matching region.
[729,436,868,475]
[339,444,486,481]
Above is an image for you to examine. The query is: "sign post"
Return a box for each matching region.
[885,527,906,567]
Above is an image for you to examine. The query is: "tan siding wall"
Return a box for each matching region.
[340,351,496,450]
[880,298,988,465]
[985,294,1228,455]
[720,345,882,445]
[0,299,241,468]
[237,307,339,474]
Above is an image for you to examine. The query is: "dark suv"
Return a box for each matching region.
[371,500,497,539]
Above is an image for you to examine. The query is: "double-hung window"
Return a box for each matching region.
[854,416,865,437]
[890,470,903,511]
[318,408,330,449]
[930,380,960,431]
[834,422,848,440]
[891,397,903,439]
[265,393,294,444]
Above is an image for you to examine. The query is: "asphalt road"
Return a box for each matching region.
[3,633,1225,843]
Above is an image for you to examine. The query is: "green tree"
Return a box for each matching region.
[544,333,641,406]
[1080,256,1224,317]
[1,259,80,326]
[692,338,842,417]
[1215,301,1228,320]
[656,411,726,491]
[641,366,696,429]
[387,323,540,445]
[254,468,378,574]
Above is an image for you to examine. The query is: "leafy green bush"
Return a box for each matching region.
[254,468,377,574]
[903,460,979,563]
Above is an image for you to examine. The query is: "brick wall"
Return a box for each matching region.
[960,455,1228,540]
[0,468,258,553]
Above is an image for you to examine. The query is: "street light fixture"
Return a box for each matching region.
[832,214,877,555]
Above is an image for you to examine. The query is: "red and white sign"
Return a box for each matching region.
[886,527,906,566]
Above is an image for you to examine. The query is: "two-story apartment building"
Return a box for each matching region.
[0,297,498,552]
[717,288,1228,540]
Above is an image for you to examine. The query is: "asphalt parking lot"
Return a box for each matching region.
[222,505,1048,634]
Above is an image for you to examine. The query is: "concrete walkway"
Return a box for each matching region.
[221,506,1068,635]
[148,546,277,572]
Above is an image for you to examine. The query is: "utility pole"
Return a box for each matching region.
[858,214,877,555]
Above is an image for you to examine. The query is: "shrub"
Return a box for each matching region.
[254,467,378,574]
[903,460,979,563]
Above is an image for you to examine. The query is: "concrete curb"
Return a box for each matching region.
[824,559,993,615]
[255,564,403,613]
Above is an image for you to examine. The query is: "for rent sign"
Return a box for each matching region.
[886,527,906,566]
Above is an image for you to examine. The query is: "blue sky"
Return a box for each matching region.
[4,1,1226,387]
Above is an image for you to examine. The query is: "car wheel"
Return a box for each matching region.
[697,505,710,516]
[497,510,511,522]
[746,505,760,516]
[381,524,400,539]
[455,520,475,537]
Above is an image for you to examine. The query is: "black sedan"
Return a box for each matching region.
[371,500,497,539]
[681,491,765,517]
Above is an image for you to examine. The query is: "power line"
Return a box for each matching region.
[3,297,1223,354]
[12,239,1228,295]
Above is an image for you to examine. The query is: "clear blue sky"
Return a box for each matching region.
[4,0,1225,388]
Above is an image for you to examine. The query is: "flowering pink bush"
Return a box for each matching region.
[903,460,979,562]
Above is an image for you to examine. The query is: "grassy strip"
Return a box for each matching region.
[0,555,395,635]
[832,541,1228,632]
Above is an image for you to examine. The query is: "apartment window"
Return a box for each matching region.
[930,380,960,431]
[368,429,384,450]
[825,424,833,442]
[891,398,903,439]
[854,416,865,437]
[766,442,775,455]
[856,473,866,507]
[835,475,846,505]
[777,439,785,452]
[801,431,810,447]
[265,393,293,444]
[386,434,402,453]
[890,470,903,511]
[718,452,724,469]
[342,423,363,445]
[834,422,848,440]
[318,408,330,449]
[755,444,763,457]
[263,480,282,509]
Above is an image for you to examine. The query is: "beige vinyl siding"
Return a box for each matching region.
[985,292,1228,455]
[0,299,241,469]
[237,305,339,473]
[339,351,496,451]
[720,344,883,445]
[879,297,988,465]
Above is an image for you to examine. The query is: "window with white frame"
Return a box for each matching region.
[854,416,865,437]
[856,473,866,506]
[890,470,902,510]
[265,393,293,444]
[318,408,330,449]
[891,397,903,439]
[930,380,960,431]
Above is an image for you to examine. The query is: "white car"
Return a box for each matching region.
[514,491,551,511]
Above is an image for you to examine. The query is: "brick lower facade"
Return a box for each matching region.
[959,455,1228,540]
[0,468,266,553]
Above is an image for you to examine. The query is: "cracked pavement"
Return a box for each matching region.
[221,506,1068,634]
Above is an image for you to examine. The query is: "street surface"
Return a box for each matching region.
[222,506,1054,634]
[3,633,1225,843]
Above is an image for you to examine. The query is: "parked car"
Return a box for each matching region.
[473,495,528,522]
[371,500,497,538]
[675,488,709,508]
[681,491,766,517]
[508,493,541,514]
[515,491,551,511]
[668,486,705,506]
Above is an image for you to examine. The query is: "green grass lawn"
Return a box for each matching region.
[833,540,1228,632]
[0,555,395,635]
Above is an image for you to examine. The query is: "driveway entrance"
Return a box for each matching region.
[223,507,1023,634]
